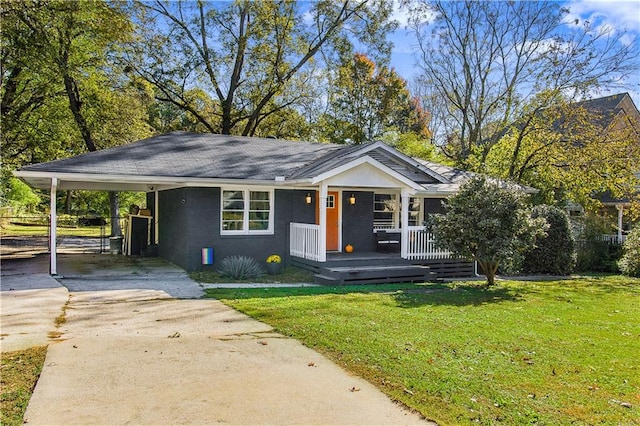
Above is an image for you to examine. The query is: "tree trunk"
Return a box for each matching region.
[64,191,72,214]
[109,191,121,237]
[478,259,499,286]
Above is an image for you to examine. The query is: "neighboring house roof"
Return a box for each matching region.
[574,92,640,132]
[16,131,533,195]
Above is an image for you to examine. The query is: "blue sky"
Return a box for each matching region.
[387,0,640,106]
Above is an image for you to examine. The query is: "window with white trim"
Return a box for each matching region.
[373,193,422,230]
[221,189,273,234]
[374,193,398,229]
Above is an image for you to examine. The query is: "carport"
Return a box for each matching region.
[12,171,163,275]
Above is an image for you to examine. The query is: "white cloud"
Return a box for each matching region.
[391,0,437,29]
[563,1,640,33]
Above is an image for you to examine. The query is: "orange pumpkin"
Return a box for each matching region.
[345,244,354,253]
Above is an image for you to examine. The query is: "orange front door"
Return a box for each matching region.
[316,191,340,251]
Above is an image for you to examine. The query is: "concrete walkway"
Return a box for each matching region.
[1,254,430,425]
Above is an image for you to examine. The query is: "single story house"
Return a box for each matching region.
[16,132,498,282]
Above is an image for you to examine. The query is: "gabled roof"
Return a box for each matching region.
[575,92,638,129]
[289,141,446,184]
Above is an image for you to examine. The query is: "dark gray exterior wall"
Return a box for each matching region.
[157,187,315,271]
[342,191,376,252]
[423,198,446,217]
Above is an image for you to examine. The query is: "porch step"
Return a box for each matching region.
[314,265,437,285]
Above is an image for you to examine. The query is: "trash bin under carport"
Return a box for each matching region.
[109,236,123,254]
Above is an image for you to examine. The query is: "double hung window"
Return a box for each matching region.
[373,193,422,230]
[221,189,273,234]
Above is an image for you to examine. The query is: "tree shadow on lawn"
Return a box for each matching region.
[206,281,529,307]
[392,283,525,308]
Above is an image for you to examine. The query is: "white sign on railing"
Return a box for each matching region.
[406,226,451,260]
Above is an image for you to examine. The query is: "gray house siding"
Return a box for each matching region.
[157,187,315,271]
[342,191,376,252]
[424,198,446,216]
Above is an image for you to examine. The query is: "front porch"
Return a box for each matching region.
[290,224,475,284]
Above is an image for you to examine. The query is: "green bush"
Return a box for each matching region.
[429,177,546,285]
[575,241,622,273]
[618,226,640,277]
[522,205,575,275]
[218,256,264,280]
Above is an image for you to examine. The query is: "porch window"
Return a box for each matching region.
[374,194,398,229]
[373,193,422,230]
[221,189,273,234]
[406,198,422,227]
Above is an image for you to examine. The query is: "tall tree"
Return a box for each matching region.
[2,0,151,235]
[408,0,639,165]
[483,93,640,210]
[126,0,396,137]
[324,53,430,144]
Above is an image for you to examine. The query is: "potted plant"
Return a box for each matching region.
[265,254,282,275]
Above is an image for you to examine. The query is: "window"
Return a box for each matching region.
[222,189,273,234]
[374,194,397,229]
[373,193,422,230]
[406,198,422,227]
[326,194,335,208]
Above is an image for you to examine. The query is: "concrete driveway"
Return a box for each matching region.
[1,254,430,425]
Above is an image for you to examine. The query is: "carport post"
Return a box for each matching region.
[50,177,58,276]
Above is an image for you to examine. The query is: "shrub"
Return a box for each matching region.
[618,226,640,277]
[429,177,546,285]
[575,241,622,273]
[218,256,264,280]
[522,205,575,275]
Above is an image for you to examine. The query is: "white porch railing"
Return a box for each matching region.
[598,234,627,245]
[290,222,324,262]
[406,226,451,260]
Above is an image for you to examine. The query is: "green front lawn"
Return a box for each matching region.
[206,276,640,425]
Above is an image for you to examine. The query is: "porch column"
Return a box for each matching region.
[49,177,58,276]
[154,189,159,244]
[400,190,409,259]
[616,204,624,244]
[318,183,327,262]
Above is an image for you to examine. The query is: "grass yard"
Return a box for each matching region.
[206,276,640,425]
[0,223,105,238]
[0,347,47,426]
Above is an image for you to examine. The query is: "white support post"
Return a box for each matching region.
[318,184,327,262]
[616,204,624,244]
[49,177,58,276]
[401,191,409,259]
[154,190,159,244]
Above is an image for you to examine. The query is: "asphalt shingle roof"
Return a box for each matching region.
[20,132,343,180]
